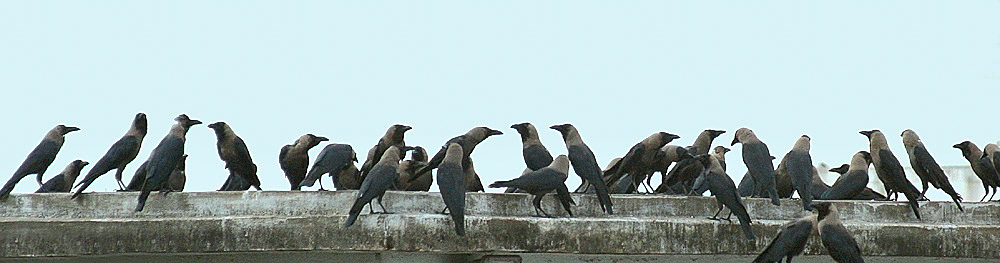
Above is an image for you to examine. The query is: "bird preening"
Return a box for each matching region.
[4,115,991,261]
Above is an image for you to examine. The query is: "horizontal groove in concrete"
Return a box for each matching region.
[1,213,996,259]
[0,191,994,225]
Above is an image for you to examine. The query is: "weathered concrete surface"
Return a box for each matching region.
[1,191,997,260]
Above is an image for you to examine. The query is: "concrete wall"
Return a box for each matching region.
[1,191,997,261]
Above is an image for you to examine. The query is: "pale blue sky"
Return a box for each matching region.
[1,2,998,197]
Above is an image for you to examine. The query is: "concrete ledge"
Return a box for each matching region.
[1,191,997,260]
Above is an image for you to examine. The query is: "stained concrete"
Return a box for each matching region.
[1,191,997,261]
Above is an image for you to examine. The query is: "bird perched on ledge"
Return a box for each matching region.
[1,124,80,200]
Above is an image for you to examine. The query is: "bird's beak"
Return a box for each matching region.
[65,126,81,133]
[859,130,873,137]
[730,136,739,146]
[549,124,566,132]
[316,136,330,142]
[488,128,503,136]
[81,161,90,166]
[952,143,962,148]
[402,125,413,131]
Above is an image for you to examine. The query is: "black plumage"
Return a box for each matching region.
[359,124,411,180]
[436,143,467,235]
[862,130,921,219]
[396,146,432,191]
[0,124,80,200]
[279,134,329,190]
[511,122,553,171]
[605,132,680,193]
[490,155,573,217]
[37,160,89,193]
[821,152,871,200]
[344,146,410,227]
[812,202,865,263]
[418,127,503,192]
[73,113,146,197]
[657,129,725,194]
[301,143,358,190]
[754,215,816,263]
[779,135,814,211]
[690,154,755,240]
[551,123,613,215]
[901,130,962,210]
[208,122,261,191]
[731,127,781,206]
[135,114,201,212]
[953,141,1000,201]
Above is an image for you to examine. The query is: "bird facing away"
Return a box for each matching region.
[73,113,146,198]
[360,124,411,180]
[418,126,504,192]
[658,129,726,194]
[301,143,358,190]
[754,214,817,263]
[0,124,80,200]
[690,154,756,240]
[901,130,962,210]
[208,122,262,191]
[436,143,467,235]
[490,155,573,217]
[37,160,90,193]
[551,123,614,215]
[821,152,871,200]
[344,146,411,227]
[605,132,680,193]
[396,146,432,191]
[985,143,1000,188]
[280,134,329,190]
[731,127,781,206]
[135,114,201,212]
[861,130,921,220]
[779,135,815,211]
[953,141,1000,201]
[812,202,865,263]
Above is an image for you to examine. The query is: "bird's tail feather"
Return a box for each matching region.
[590,177,614,215]
[71,180,96,199]
[0,179,17,200]
[344,200,365,227]
[451,212,465,236]
[903,190,922,219]
[488,180,513,188]
[135,190,151,212]
[732,204,756,240]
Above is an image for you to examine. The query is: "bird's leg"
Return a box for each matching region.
[366,200,376,214]
[115,169,127,191]
[980,184,989,202]
[990,187,998,201]
[722,210,734,222]
[438,207,450,215]
[317,180,327,191]
[375,195,392,214]
[575,181,588,194]
[707,206,724,221]
[531,194,553,218]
